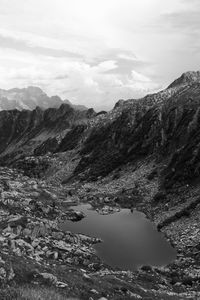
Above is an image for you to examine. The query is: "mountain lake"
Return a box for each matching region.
[61,204,176,270]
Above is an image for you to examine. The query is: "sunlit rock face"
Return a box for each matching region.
[167,71,200,89]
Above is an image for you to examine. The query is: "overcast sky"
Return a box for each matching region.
[0,0,199,110]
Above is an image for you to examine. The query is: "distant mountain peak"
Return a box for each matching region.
[0,86,88,112]
[168,71,200,89]
[7,86,44,94]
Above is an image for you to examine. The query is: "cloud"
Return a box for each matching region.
[0,47,159,111]
[160,3,200,55]
[160,0,200,35]
[0,29,83,59]
[90,48,151,82]
[0,0,197,110]
[162,11,200,32]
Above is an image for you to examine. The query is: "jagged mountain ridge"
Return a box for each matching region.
[0,86,87,111]
[0,103,96,165]
[1,71,200,188]
[168,70,200,89]
[1,72,200,299]
[68,72,200,184]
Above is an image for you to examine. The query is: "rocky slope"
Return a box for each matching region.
[66,71,200,187]
[3,71,200,183]
[1,167,200,300]
[0,104,95,167]
[0,86,87,111]
[1,71,200,298]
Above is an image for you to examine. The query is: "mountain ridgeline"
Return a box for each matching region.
[0,86,87,111]
[1,71,200,188]
[0,104,95,164]
[1,72,200,300]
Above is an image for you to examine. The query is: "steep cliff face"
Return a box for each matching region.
[161,83,200,187]
[1,71,200,188]
[0,103,96,164]
[72,72,200,185]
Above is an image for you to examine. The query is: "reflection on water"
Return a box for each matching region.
[61,204,176,270]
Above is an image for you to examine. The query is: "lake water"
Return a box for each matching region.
[62,204,176,270]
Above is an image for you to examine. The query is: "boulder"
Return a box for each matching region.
[68,210,85,222]
[39,272,58,284]
[0,267,6,280]
[52,240,72,252]
[8,216,28,228]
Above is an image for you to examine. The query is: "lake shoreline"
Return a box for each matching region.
[0,166,199,299]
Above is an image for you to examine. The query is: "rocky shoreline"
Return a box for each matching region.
[0,166,200,299]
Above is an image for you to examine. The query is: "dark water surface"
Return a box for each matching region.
[62,204,176,270]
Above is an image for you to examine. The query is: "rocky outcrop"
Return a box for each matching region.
[168,71,200,89]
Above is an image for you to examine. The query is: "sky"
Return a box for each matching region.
[0,0,199,110]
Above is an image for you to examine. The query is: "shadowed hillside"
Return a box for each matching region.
[1,72,200,299]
